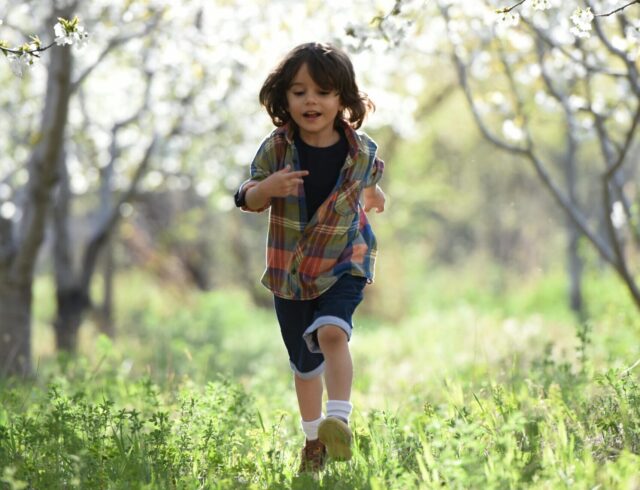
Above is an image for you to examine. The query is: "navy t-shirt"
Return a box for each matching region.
[295,128,349,220]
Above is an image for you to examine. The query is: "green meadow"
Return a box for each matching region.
[1,268,639,489]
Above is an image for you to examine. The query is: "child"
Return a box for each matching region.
[234,42,385,473]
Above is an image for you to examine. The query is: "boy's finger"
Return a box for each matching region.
[289,170,309,177]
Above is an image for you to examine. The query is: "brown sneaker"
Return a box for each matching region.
[298,438,327,473]
[318,417,352,461]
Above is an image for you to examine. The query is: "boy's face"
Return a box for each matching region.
[286,63,343,147]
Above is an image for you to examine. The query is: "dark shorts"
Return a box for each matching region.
[273,274,367,379]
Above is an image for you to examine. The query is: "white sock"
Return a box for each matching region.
[326,400,352,424]
[301,415,324,441]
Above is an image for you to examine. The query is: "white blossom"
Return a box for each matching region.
[627,23,640,43]
[0,183,11,200]
[7,52,35,77]
[531,0,552,10]
[498,12,521,27]
[625,23,640,61]
[503,119,525,141]
[568,95,588,111]
[570,7,594,39]
[0,201,16,220]
[611,201,626,228]
[54,21,89,49]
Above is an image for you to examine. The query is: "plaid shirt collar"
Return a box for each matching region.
[276,119,360,163]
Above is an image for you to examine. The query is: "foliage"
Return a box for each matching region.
[0,271,635,488]
[0,15,87,78]
[1,339,639,488]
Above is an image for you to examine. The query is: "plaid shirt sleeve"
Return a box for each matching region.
[238,135,277,213]
[364,155,384,187]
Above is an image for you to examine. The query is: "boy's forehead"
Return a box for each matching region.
[289,65,332,89]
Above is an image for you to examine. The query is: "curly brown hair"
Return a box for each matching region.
[259,42,374,130]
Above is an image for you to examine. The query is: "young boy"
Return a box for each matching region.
[234,42,385,473]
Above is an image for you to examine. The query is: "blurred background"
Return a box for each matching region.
[0,0,638,384]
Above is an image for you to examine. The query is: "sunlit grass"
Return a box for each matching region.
[11,267,640,487]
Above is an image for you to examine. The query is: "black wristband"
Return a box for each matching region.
[234,185,247,208]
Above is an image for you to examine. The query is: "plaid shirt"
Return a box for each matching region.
[238,120,384,300]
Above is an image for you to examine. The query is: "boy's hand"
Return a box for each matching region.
[261,165,309,198]
[363,185,386,213]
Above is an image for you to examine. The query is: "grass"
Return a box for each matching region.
[1,268,639,488]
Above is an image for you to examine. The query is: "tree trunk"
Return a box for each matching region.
[566,221,584,318]
[54,287,90,352]
[562,125,585,320]
[98,238,115,338]
[0,280,32,377]
[51,149,82,352]
[0,5,75,378]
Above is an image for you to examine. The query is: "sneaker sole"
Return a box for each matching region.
[318,418,352,461]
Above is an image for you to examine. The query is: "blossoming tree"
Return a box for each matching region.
[0,2,88,376]
[352,0,640,313]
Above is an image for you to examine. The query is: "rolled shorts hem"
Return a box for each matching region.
[302,315,353,354]
[290,360,325,379]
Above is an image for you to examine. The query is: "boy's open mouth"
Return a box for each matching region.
[303,111,321,119]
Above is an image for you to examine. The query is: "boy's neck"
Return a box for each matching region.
[298,128,340,148]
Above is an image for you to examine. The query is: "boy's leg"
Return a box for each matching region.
[305,276,366,461]
[316,325,354,461]
[316,325,352,401]
[294,373,323,421]
[295,374,327,473]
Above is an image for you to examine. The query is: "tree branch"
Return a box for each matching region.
[498,0,640,16]
[496,1,526,14]
[13,15,74,283]
[71,15,161,93]
[604,104,640,180]
[81,133,158,291]
[595,0,640,17]
[439,1,617,265]
[585,67,640,307]
[522,18,626,78]
[450,49,527,155]
[0,217,15,266]
[0,41,56,57]
[586,0,640,95]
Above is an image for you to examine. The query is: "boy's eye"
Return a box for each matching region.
[293,91,304,96]
[318,91,331,95]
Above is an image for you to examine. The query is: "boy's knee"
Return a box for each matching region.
[317,325,347,346]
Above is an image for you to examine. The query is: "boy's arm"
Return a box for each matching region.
[362,153,385,213]
[234,179,267,212]
[239,166,309,212]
